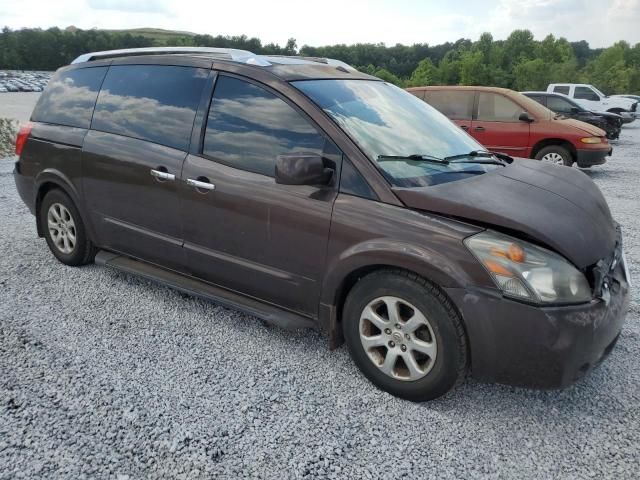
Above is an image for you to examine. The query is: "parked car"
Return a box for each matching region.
[523,91,622,140]
[547,84,638,122]
[13,48,630,401]
[408,86,612,167]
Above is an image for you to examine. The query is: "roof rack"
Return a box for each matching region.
[264,55,358,72]
[71,47,272,66]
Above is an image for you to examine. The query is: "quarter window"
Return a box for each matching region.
[553,86,570,95]
[203,76,326,177]
[574,87,600,101]
[424,90,474,120]
[31,67,107,129]
[92,65,208,151]
[476,93,522,122]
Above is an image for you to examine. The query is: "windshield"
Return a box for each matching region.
[592,86,607,98]
[293,79,502,187]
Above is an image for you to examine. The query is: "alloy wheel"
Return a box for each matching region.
[359,296,437,381]
[47,203,77,254]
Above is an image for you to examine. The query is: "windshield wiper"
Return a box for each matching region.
[377,154,449,165]
[445,150,507,166]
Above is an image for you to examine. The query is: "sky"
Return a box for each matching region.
[1,0,639,48]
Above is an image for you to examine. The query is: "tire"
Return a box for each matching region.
[534,145,573,167]
[342,270,467,402]
[39,189,96,266]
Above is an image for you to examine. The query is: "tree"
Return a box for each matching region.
[407,58,438,86]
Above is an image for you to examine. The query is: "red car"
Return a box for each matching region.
[407,86,612,167]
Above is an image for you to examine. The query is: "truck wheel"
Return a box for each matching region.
[342,270,467,402]
[535,146,573,166]
[39,189,96,266]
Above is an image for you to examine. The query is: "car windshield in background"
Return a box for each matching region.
[293,80,501,187]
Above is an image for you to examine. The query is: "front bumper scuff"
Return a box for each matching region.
[445,258,630,389]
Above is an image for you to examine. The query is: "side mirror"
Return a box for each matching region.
[570,107,579,114]
[275,153,333,186]
[518,112,534,123]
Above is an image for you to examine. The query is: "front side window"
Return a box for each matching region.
[203,76,326,177]
[294,79,499,188]
[424,90,474,120]
[547,96,574,113]
[574,86,600,101]
[553,85,570,95]
[476,93,522,122]
[92,65,208,151]
[31,67,107,129]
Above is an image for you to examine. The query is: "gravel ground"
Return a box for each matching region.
[1,125,639,479]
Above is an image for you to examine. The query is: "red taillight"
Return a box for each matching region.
[15,122,33,157]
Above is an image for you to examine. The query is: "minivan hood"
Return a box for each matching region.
[393,159,616,268]
[555,117,605,136]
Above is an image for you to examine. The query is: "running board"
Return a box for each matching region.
[95,250,317,330]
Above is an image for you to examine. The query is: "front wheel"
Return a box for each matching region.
[535,145,573,166]
[343,270,467,402]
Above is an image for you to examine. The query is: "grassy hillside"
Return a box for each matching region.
[101,28,197,44]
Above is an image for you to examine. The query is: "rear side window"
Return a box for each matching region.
[527,95,546,106]
[31,67,107,128]
[574,86,600,101]
[553,86,570,95]
[203,75,326,177]
[547,96,573,113]
[476,93,522,122]
[92,65,208,151]
[424,90,474,120]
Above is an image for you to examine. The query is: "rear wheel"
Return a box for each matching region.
[343,270,467,402]
[40,189,96,266]
[535,145,573,166]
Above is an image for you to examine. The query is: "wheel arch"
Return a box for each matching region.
[34,170,95,241]
[320,248,473,350]
[530,138,576,161]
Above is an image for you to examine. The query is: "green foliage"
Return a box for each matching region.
[408,58,438,86]
[372,68,404,87]
[0,26,638,94]
[0,118,18,158]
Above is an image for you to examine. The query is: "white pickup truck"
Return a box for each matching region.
[547,84,638,122]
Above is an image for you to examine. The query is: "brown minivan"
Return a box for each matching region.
[14,48,630,401]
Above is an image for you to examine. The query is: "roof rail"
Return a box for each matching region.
[71,47,271,66]
[265,55,358,72]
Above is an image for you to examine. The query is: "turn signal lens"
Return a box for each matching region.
[489,243,526,263]
[484,260,514,277]
[580,137,602,144]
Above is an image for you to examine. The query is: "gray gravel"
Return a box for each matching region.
[1,126,639,479]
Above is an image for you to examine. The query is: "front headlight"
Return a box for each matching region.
[464,231,592,305]
[580,137,602,144]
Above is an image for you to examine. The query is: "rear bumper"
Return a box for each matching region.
[445,259,630,389]
[13,162,36,214]
[575,147,611,167]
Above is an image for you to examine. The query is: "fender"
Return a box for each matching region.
[34,169,97,242]
[319,238,488,348]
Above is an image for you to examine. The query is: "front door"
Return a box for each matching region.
[180,74,340,317]
[82,64,209,270]
[471,92,531,157]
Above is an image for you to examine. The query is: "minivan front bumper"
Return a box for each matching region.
[575,147,611,167]
[445,258,630,389]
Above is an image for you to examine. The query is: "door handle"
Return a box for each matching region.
[150,169,175,181]
[460,125,469,130]
[474,126,485,132]
[186,178,216,191]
